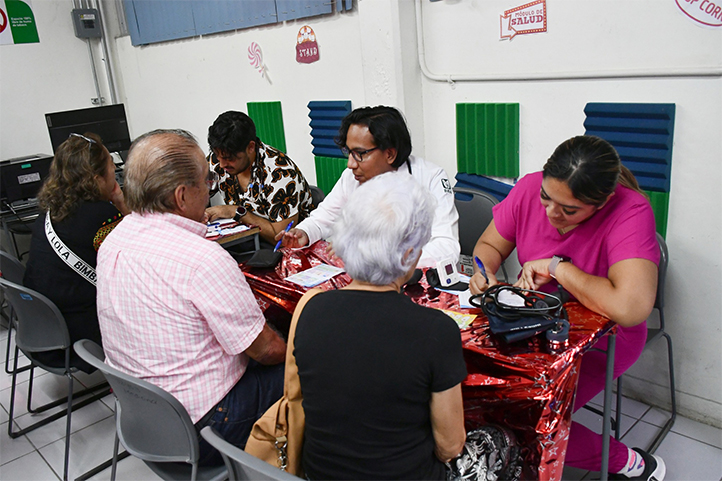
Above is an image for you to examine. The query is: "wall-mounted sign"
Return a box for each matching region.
[675,0,722,27]
[500,0,547,40]
[0,0,39,45]
[296,25,319,64]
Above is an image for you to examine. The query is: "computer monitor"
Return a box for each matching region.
[45,104,131,157]
[0,154,53,207]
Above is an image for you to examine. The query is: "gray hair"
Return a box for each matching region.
[332,172,436,285]
[124,129,204,214]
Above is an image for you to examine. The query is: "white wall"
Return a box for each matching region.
[0,0,103,159]
[1,0,720,427]
[417,0,722,427]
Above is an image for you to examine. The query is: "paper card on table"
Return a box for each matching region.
[438,309,477,329]
[219,224,251,235]
[436,287,474,309]
[206,220,251,238]
[284,264,345,288]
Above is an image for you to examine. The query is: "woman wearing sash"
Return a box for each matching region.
[24,133,128,350]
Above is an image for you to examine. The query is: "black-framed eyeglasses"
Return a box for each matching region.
[69,133,97,153]
[206,170,220,191]
[341,146,379,163]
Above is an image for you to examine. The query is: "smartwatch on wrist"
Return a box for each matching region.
[549,255,572,279]
[233,205,247,223]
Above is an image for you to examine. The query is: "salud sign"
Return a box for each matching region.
[500,0,547,40]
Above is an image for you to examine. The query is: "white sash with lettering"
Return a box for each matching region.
[44,212,97,286]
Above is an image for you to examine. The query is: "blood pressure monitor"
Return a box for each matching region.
[436,258,461,286]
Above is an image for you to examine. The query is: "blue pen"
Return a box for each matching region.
[274,221,294,252]
[474,256,488,283]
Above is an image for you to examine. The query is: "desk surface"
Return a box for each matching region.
[241,241,614,481]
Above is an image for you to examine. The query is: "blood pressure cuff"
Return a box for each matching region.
[470,285,567,343]
[484,302,559,343]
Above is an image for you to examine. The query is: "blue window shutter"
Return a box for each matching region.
[124,0,195,46]
[277,0,332,22]
[307,101,351,158]
[191,1,277,34]
[336,0,353,11]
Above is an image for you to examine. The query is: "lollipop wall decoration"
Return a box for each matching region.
[248,42,271,83]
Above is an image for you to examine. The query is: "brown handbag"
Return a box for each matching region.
[244,288,323,476]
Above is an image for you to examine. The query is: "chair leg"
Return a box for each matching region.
[647,333,676,454]
[4,315,14,374]
[63,374,74,481]
[111,432,120,481]
[8,367,111,438]
[615,375,623,440]
[7,348,22,437]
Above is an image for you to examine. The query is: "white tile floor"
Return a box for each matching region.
[0,324,720,481]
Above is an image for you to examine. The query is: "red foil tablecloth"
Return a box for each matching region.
[240,245,614,481]
[241,241,351,314]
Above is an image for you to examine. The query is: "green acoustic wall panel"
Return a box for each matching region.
[314,156,347,195]
[456,103,519,178]
[247,101,286,153]
[646,190,669,238]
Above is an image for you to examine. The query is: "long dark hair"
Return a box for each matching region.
[543,135,646,206]
[38,132,108,222]
[335,106,412,168]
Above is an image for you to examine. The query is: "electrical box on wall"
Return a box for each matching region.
[72,9,102,38]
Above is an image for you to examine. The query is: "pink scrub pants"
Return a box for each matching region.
[564,321,647,472]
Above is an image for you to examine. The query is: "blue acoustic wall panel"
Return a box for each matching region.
[584,103,675,193]
[307,101,351,158]
[455,173,513,202]
[584,102,676,237]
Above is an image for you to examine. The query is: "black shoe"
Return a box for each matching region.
[609,448,666,481]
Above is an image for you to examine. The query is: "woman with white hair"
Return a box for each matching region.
[293,172,467,480]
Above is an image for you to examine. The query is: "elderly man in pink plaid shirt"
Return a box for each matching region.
[96,129,286,467]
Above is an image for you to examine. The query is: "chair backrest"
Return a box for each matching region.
[309,185,325,211]
[656,232,668,311]
[73,339,201,465]
[0,278,70,354]
[453,187,499,255]
[0,250,25,284]
[200,426,300,481]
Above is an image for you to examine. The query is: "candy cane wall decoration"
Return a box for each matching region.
[248,42,270,82]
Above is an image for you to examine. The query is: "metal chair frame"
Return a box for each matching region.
[73,339,228,481]
[0,278,110,481]
[585,233,676,454]
[1,249,27,374]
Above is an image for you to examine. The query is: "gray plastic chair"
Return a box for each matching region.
[453,187,508,280]
[309,185,325,211]
[585,233,675,453]
[1,249,26,374]
[0,278,110,481]
[616,233,676,450]
[73,339,228,481]
[200,426,300,481]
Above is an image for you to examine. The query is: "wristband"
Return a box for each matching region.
[548,255,571,279]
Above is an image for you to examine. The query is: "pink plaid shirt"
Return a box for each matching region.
[96,212,265,423]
